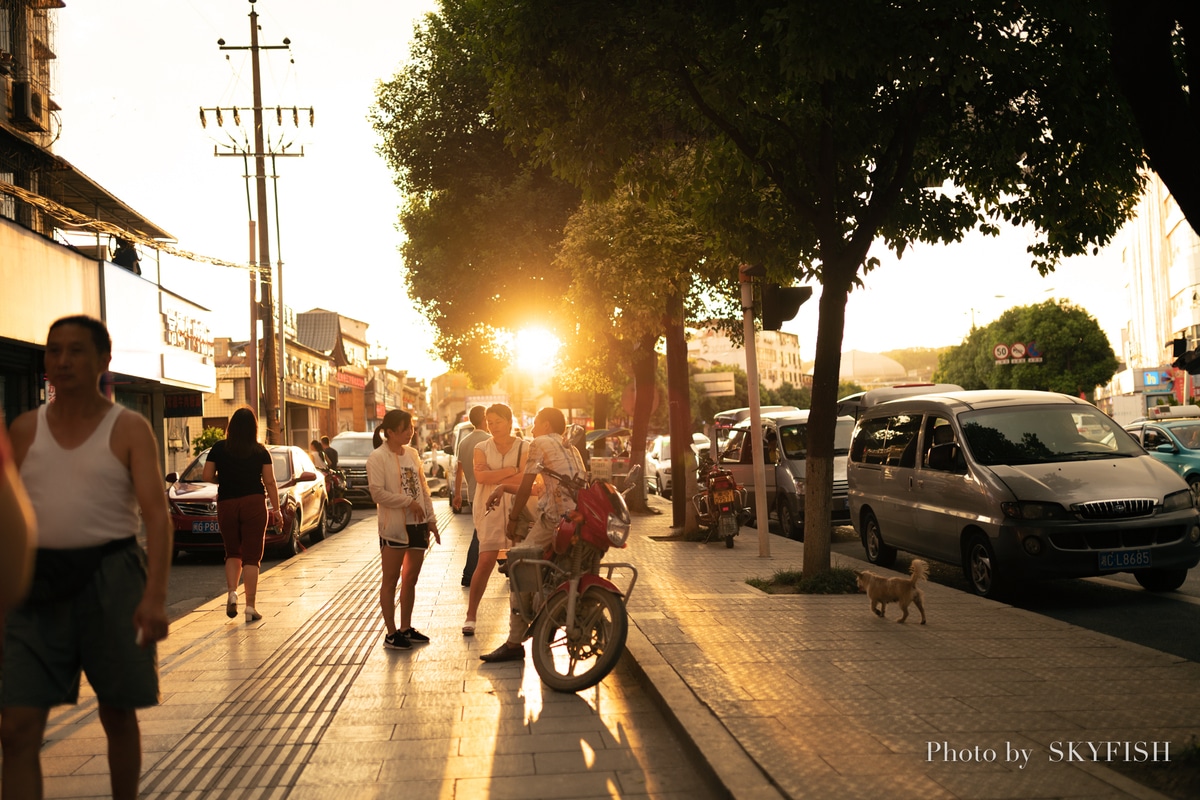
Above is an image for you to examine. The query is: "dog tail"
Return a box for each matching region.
[909,559,929,585]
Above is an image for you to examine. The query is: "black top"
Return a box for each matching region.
[208,440,272,501]
[323,445,339,468]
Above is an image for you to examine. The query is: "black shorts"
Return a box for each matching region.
[379,523,430,550]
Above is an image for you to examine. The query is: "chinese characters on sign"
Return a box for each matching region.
[993,342,1043,365]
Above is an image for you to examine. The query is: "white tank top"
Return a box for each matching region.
[21,403,140,549]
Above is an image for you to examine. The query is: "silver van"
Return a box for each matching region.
[719,409,856,539]
[847,389,1200,598]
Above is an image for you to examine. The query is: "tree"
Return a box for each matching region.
[371,12,580,386]
[471,0,1146,573]
[935,300,1119,397]
[1106,1,1200,234]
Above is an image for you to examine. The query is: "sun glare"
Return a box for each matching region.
[511,327,562,373]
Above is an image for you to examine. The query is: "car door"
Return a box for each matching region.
[855,412,922,548]
[293,449,324,528]
[1143,425,1189,481]
[911,415,974,561]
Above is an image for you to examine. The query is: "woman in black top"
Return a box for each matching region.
[202,407,283,622]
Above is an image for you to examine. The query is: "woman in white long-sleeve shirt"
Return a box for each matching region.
[366,409,440,650]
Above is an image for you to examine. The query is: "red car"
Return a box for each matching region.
[166,445,329,558]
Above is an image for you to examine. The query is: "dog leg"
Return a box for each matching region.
[897,601,909,623]
[914,592,926,625]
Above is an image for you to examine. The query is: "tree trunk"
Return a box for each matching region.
[593,391,610,456]
[802,266,854,575]
[627,334,658,512]
[665,288,691,529]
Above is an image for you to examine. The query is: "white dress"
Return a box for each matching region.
[472,437,524,551]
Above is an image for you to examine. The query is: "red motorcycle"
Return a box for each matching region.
[691,455,748,548]
[508,465,641,692]
[323,467,353,534]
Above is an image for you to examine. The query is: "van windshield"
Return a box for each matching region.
[960,405,1141,466]
[333,437,377,458]
[778,419,855,459]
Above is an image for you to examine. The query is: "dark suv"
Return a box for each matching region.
[329,431,377,504]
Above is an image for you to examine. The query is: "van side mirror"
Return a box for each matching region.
[165,472,178,483]
[443,445,453,455]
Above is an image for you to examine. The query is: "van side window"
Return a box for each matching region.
[922,417,956,468]
[851,417,891,464]
[889,414,922,468]
[720,430,746,464]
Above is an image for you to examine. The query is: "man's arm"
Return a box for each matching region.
[0,427,35,611]
[120,411,172,645]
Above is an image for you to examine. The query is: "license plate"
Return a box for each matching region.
[713,489,735,504]
[192,520,220,533]
[1098,549,1151,571]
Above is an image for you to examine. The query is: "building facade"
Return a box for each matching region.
[686,327,804,390]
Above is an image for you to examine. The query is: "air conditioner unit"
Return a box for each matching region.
[11,81,47,132]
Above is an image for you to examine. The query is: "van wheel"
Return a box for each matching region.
[963,532,1003,598]
[1188,477,1200,506]
[1134,568,1188,592]
[862,512,896,567]
[777,498,804,541]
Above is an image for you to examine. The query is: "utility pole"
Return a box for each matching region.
[202,0,311,442]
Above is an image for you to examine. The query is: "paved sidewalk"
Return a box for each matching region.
[16,498,1200,799]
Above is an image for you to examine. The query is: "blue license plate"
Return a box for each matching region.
[192,520,220,534]
[1098,549,1151,571]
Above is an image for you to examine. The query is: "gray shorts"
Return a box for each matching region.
[1,544,160,710]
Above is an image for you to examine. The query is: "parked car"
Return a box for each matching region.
[848,389,1200,598]
[644,433,708,499]
[1124,416,1200,501]
[329,431,377,504]
[718,410,856,539]
[166,445,328,558]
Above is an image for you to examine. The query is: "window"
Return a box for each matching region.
[849,414,921,466]
[720,429,746,464]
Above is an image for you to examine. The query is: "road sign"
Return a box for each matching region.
[993,344,1009,360]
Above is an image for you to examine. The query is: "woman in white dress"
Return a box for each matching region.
[463,404,530,635]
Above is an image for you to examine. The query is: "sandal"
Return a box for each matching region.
[462,620,476,636]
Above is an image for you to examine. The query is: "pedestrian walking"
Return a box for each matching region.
[366,409,441,649]
[452,405,489,585]
[2,315,172,800]
[202,407,284,623]
[463,404,532,636]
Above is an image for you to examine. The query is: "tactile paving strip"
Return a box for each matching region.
[138,508,451,798]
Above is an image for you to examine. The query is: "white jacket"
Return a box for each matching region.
[366,444,434,542]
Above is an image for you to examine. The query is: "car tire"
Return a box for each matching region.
[281,513,303,558]
[1134,567,1188,592]
[777,497,804,541]
[658,472,671,501]
[1188,476,1200,506]
[963,531,1005,598]
[309,504,327,543]
[861,511,896,567]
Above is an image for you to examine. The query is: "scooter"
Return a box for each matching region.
[691,454,749,548]
[504,465,642,693]
[324,467,354,534]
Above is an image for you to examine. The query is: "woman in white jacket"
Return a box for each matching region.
[366,409,440,650]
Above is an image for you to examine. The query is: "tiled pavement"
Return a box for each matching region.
[16,497,1200,798]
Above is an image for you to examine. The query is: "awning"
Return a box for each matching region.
[586,427,631,442]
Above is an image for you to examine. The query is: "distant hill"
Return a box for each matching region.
[880,347,951,380]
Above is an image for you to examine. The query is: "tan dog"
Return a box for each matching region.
[856,559,928,624]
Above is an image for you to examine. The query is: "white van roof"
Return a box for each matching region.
[836,383,964,418]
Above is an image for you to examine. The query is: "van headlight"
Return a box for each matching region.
[1001,501,1071,520]
[1163,489,1194,513]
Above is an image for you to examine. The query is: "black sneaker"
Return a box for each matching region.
[383,630,411,650]
[401,627,430,643]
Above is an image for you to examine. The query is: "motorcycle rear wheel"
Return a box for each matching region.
[326,501,353,534]
[531,587,628,693]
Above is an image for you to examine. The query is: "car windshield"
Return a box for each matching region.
[178,448,292,483]
[777,419,854,459]
[960,405,1141,466]
[333,437,376,457]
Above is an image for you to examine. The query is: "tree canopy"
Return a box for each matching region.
[933,300,1120,397]
[465,0,1148,571]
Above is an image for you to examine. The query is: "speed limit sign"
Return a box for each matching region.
[993,343,1009,360]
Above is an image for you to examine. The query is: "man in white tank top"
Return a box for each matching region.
[2,316,173,800]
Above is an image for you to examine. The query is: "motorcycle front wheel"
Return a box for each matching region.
[531,587,628,693]
[326,501,353,533]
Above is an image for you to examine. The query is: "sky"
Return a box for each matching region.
[51,1,1132,380]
